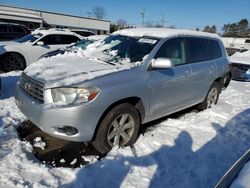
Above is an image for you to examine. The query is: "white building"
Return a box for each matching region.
[0,4,110,34]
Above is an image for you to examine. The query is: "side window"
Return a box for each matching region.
[208,40,222,59]
[13,25,26,34]
[155,38,186,66]
[0,24,7,33]
[60,35,80,44]
[187,38,210,63]
[40,35,63,45]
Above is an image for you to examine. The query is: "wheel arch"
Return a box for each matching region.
[91,96,145,141]
[0,51,27,70]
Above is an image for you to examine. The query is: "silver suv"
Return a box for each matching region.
[15,28,231,153]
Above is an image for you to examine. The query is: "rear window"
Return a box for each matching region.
[208,40,222,59]
[187,38,210,63]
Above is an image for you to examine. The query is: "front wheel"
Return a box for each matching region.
[197,82,220,110]
[92,103,140,154]
[2,53,26,72]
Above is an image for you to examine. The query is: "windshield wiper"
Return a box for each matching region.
[97,58,116,66]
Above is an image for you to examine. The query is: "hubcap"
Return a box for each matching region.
[207,87,218,108]
[5,56,22,71]
[107,114,135,146]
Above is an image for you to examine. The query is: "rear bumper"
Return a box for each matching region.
[15,83,105,142]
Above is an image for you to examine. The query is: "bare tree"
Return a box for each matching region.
[116,19,127,29]
[92,6,106,19]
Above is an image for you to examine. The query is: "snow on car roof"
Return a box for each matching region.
[86,35,107,41]
[32,29,80,36]
[113,28,221,40]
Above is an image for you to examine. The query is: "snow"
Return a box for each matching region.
[24,52,130,88]
[230,50,250,65]
[24,37,146,88]
[0,71,250,188]
[32,28,82,38]
[231,161,250,188]
[33,137,46,150]
[113,28,221,40]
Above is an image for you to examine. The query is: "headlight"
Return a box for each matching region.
[51,87,100,104]
[246,69,250,75]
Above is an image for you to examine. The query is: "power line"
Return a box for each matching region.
[140,8,145,27]
[160,14,166,27]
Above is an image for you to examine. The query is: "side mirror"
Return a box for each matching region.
[36,41,44,46]
[151,58,173,69]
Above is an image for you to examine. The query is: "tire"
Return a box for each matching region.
[2,53,26,72]
[92,103,140,154]
[196,82,220,111]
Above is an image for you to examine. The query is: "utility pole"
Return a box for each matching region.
[161,15,166,28]
[140,8,145,27]
[87,11,92,18]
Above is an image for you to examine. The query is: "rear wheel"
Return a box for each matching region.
[2,53,26,72]
[197,82,220,110]
[92,103,140,154]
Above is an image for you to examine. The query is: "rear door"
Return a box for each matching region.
[186,38,217,103]
[147,38,194,118]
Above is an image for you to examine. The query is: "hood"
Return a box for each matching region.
[24,53,129,88]
[230,56,250,65]
[230,51,250,65]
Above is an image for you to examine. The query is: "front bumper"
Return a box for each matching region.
[15,83,105,142]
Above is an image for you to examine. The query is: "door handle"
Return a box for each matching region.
[209,65,215,74]
[184,70,191,76]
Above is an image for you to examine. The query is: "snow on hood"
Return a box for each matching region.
[230,50,250,65]
[24,51,131,88]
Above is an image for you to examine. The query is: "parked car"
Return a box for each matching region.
[15,28,231,154]
[0,22,31,41]
[39,35,107,59]
[71,29,96,37]
[216,149,250,188]
[230,50,250,81]
[0,29,83,72]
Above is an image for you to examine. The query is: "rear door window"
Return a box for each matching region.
[187,38,210,63]
[40,35,63,45]
[208,40,222,59]
[60,35,80,44]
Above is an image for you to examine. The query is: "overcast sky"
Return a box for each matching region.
[1,0,250,30]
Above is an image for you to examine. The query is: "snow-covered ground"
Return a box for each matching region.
[0,71,250,188]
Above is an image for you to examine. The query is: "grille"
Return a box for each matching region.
[20,73,44,103]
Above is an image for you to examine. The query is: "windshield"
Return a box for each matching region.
[16,33,43,43]
[83,35,158,64]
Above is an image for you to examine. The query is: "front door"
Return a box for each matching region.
[147,38,193,119]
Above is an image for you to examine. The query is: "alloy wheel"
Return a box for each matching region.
[107,114,135,146]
